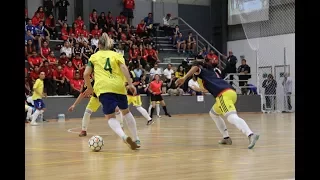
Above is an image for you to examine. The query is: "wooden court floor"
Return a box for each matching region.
[25,113,295,180]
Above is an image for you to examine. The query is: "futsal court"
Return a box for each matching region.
[25,112,295,180]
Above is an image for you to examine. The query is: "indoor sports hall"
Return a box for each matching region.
[25,0,295,179]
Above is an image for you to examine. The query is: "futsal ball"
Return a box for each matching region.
[88,135,104,152]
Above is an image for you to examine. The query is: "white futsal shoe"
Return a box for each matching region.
[30,122,39,126]
[218,137,232,145]
[248,134,260,149]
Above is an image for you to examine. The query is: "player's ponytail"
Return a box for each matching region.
[98,33,114,50]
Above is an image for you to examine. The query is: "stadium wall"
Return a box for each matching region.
[43,95,261,119]
[227,0,295,41]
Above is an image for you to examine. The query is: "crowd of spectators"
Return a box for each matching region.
[25,0,250,98]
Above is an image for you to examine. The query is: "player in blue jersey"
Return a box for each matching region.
[176,61,259,149]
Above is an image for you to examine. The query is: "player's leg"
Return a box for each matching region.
[99,93,138,150]
[117,94,140,149]
[79,97,100,137]
[220,90,259,149]
[25,105,33,122]
[30,99,45,126]
[156,101,161,117]
[134,95,154,125]
[159,96,171,117]
[211,103,232,145]
[115,107,123,129]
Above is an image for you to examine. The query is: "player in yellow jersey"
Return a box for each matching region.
[30,72,46,126]
[83,33,140,150]
[68,74,124,137]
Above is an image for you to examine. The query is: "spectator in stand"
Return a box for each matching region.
[63,61,75,90]
[68,33,77,46]
[223,51,238,86]
[149,63,162,78]
[196,47,208,60]
[186,32,196,54]
[75,15,84,29]
[118,27,132,46]
[25,30,35,45]
[139,74,148,94]
[55,0,70,25]
[25,7,28,20]
[25,77,32,96]
[32,13,41,26]
[123,0,135,26]
[129,44,139,62]
[98,12,107,30]
[133,63,143,79]
[146,44,159,67]
[81,25,90,38]
[89,9,98,31]
[60,22,69,41]
[69,72,84,97]
[40,41,51,60]
[43,0,55,17]
[77,33,89,45]
[72,54,85,77]
[53,65,68,95]
[81,41,93,64]
[90,34,99,49]
[69,23,81,38]
[176,32,186,54]
[59,52,69,67]
[206,49,218,65]
[28,51,43,69]
[40,61,55,96]
[91,24,102,37]
[172,25,180,45]
[163,64,174,81]
[45,14,58,39]
[144,13,154,36]
[162,13,174,37]
[108,26,118,40]
[72,42,83,58]
[60,41,72,59]
[188,74,207,96]
[30,65,40,84]
[116,12,128,30]
[175,65,185,78]
[35,21,50,46]
[26,19,37,36]
[25,39,36,58]
[167,74,184,96]
[106,11,114,27]
[237,59,251,95]
[136,20,147,37]
[34,6,45,21]
[47,51,58,67]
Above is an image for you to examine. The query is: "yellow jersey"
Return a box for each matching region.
[88,50,127,96]
[32,79,44,100]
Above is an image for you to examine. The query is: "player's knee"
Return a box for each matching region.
[85,108,93,115]
[121,108,130,115]
[226,113,239,124]
[160,101,165,106]
[209,109,219,118]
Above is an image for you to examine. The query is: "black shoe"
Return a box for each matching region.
[165,113,171,117]
[146,119,155,125]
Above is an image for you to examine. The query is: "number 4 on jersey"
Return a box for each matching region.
[104,58,112,74]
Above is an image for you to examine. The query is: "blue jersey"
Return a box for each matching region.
[25,25,36,35]
[35,25,45,36]
[197,67,233,97]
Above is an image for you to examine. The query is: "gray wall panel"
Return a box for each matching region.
[132,0,152,26]
[153,2,179,26]
[178,4,211,42]
[41,95,261,119]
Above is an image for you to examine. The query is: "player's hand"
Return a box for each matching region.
[84,87,93,97]
[42,93,47,98]
[175,78,185,87]
[127,84,137,96]
[68,105,75,112]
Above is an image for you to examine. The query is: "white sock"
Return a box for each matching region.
[31,110,40,123]
[115,111,123,127]
[124,112,139,141]
[227,113,253,137]
[108,118,126,138]
[27,107,33,120]
[156,104,160,116]
[148,104,152,115]
[136,106,152,120]
[209,110,229,138]
[82,109,92,131]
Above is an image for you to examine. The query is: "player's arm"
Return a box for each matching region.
[183,66,200,80]
[71,93,85,107]
[84,60,94,90]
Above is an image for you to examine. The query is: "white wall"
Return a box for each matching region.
[227,33,295,111]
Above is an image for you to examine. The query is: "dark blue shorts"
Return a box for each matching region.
[33,99,45,109]
[99,93,128,115]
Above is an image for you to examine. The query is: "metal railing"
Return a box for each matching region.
[176,17,226,69]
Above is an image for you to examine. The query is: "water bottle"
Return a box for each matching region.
[57,114,65,122]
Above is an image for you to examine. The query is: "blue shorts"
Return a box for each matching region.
[99,93,128,115]
[33,99,46,109]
